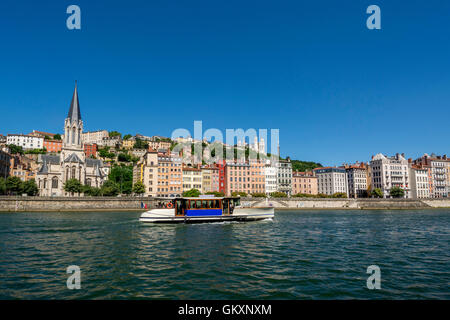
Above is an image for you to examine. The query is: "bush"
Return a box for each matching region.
[132,181,146,195]
[251,193,267,198]
[270,192,287,198]
[332,192,347,198]
[371,188,383,198]
[64,178,83,194]
[232,191,247,197]
[293,193,314,198]
[101,180,120,196]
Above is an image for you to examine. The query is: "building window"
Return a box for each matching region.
[52,177,58,189]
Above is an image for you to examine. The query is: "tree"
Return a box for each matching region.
[0,177,7,195]
[293,193,314,198]
[22,179,38,196]
[82,185,101,196]
[270,191,287,198]
[109,131,122,138]
[6,176,23,195]
[372,188,383,198]
[7,144,24,155]
[133,138,148,150]
[132,181,146,195]
[123,134,132,140]
[53,134,62,140]
[182,188,201,197]
[64,178,83,195]
[108,165,133,194]
[118,153,131,162]
[232,191,247,197]
[390,187,405,198]
[100,180,120,196]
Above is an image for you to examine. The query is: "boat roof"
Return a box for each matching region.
[178,197,239,200]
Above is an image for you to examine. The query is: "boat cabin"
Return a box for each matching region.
[172,197,241,216]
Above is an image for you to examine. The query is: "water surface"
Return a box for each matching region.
[0,210,449,299]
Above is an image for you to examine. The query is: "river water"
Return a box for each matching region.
[0,209,449,299]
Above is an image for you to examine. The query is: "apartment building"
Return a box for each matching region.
[100,136,122,148]
[7,134,43,150]
[157,152,182,197]
[133,149,158,197]
[201,166,219,194]
[409,165,431,199]
[29,130,57,139]
[43,139,62,153]
[264,161,277,195]
[314,167,348,196]
[277,158,292,196]
[414,154,449,198]
[183,167,202,192]
[292,171,318,195]
[122,138,135,150]
[249,160,266,195]
[81,130,109,145]
[226,161,252,196]
[0,149,11,179]
[9,154,39,182]
[84,143,97,158]
[370,153,411,198]
[343,162,368,198]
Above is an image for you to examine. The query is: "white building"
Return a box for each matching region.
[314,167,348,196]
[369,153,411,198]
[276,158,292,196]
[7,134,43,150]
[264,160,277,195]
[409,165,431,199]
[344,163,368,198]
[414,154,448,198]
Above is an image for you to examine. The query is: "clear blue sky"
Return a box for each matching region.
[0,0,449,166]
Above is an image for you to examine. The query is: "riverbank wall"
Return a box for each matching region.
[1,196,450,212]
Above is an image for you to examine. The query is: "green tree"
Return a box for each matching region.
[22,179,38,196]
[118,153,131,162]
[372,188,383,198]
[182,188,201,197]
[6,176,23,195]
[7,144,24,155]
[64,178,83,195]
[390,186,405,198]
[133,138,149,150]
[109,131,122,138]
[123,134,132,140]
[0,177,7,195]
[270,191,287,198]
[108,165,133,194]
[101,180,120,196]
[132,181,146,195]
[53,134,62,140]
[232,191,247,197]
[82,185,101,196]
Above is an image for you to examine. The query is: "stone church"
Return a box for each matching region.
[37,83,107,196]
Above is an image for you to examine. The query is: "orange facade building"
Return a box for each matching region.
[43,139,62,153]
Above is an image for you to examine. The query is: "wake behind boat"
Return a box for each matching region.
[139,196,274,223]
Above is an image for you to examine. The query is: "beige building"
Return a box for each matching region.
[157,152,182,197]
[292,171,318,195]
[9,154,39,182]
[409,165,431,199]
[413,154,449,198]
[0,149,12,179]
[82,130,109,145]
[133,149,158,197]
[149,140,171,152]
[343,162,369,198]
[201,166,219,193]
[122,138,135,150]
[183,167,202,192]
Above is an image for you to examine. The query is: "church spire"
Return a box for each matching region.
[67,81,81,123]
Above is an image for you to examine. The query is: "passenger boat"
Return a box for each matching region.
[139,196,274,224]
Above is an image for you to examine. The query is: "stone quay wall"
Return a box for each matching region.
[0,196,450,212]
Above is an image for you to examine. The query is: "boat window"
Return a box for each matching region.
[196,200,202,208]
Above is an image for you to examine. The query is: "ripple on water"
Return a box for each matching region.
[0,209,449,299]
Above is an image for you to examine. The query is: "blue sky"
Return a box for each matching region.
[0,0,449,166]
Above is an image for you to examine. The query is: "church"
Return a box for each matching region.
[37,83,107,196]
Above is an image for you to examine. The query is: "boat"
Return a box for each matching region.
[139,196,274,223]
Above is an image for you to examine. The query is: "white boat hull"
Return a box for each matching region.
[139,207,274,224]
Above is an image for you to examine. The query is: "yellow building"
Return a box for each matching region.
[133,149,158,197]
[183,167,202,192]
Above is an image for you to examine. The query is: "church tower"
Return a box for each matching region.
[63,81,83,149]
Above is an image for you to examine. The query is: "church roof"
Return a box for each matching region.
[38,160,49,174]
[39,154,61,164]
[67,82,82,123]
[64,153,84,164]
[86,158,104,167]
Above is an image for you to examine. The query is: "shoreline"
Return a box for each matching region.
[1,196,450,212]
